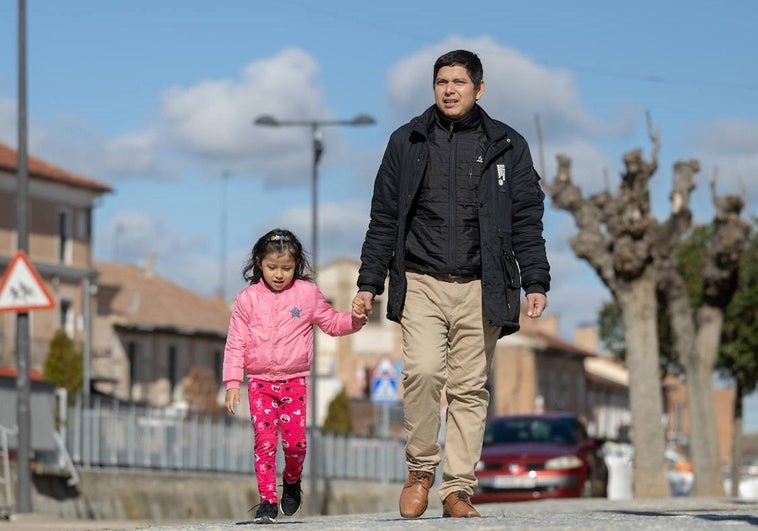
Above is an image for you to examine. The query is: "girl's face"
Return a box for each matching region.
[258,251,296,292]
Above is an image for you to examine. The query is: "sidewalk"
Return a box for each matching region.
[3,497,757,530]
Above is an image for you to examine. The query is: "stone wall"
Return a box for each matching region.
[14,466,433,521]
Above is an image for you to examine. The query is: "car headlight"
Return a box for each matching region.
[475,460,484,471]
[545,455,583,470]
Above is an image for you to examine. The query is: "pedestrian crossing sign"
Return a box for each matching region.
[371,356,399,404]
[0,251,55,312]
[371,376,398,403]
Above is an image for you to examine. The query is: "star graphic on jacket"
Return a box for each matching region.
[290,306,302,318]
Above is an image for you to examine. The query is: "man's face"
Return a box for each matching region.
[434,65,485,121]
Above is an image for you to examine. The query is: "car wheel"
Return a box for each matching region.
[591,476,608,498]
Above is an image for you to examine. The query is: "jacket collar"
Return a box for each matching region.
[433,105,482,134]
[411,104,509,145]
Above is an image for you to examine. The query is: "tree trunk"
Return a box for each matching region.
[684,305,726,495]
[617,274,669,497]
[730,382,743,498]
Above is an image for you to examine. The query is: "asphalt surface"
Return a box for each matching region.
[3,497,757,530]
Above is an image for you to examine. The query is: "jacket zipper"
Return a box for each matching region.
[448,124,457,270]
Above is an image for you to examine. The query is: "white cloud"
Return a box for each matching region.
[4,48,362,186]
[0,96,15,142]
[542,137,616,194]
[2,111,177,182]
[692,119,758,209]
[98,128,172,178]
[249,200,371,266]
[160,47,347,185]
[96,210,213,290]
[386,36,627,142]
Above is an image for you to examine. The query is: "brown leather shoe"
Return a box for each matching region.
[442,491,480,518]
[399,470,434,518]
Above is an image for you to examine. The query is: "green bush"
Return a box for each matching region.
[43,329,83,398]
[322,387,353,434]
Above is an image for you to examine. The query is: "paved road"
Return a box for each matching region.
[4,497,757,530]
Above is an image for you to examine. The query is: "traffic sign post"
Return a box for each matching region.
[0,251,55,513]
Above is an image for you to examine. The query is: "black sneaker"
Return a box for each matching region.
[280,478,303,516]
[252,500,278,524]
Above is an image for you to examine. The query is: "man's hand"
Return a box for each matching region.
[225,388,240,415]
[526,293,548,318]
[351,297,368,325]
[354,291,375,317]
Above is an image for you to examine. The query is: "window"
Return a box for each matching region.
[59,298,74,337]
[127,342,138,400]
[168,345,177,395]
[576,375,586,417]
[547,371,556,408]
[214,350,223,381]
[560,373,569,409]
[76,209,90,241]
[58,209,72,264]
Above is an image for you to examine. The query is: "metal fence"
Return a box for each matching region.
[64,395,408,483]
[0,424,16,514]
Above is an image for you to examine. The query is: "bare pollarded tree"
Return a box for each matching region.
[658,178,750,496]
[547,117,750,497]
[548,133,666,496]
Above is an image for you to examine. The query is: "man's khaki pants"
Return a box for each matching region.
[400,271,500,501]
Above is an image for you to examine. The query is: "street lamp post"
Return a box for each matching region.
[254,113,374,514]
[219,169,231,300]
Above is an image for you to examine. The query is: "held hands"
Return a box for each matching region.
[352,291,374,323]
[351,295,368,325]
[225,388,240,415]
[526,293,548,318]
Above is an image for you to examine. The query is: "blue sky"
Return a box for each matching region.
[1,2,757,428]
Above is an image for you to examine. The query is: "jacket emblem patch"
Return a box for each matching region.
[476,155,483,163]
[497,164,506,186]
[290,306,302,318]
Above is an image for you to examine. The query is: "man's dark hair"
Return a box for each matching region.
[433,50,483,88]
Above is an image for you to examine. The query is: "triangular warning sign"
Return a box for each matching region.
[0,251,55,312]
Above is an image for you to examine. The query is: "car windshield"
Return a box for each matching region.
[483,417,578,446]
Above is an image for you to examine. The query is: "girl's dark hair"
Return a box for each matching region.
[241,228,313,284]
[433,49,484,88]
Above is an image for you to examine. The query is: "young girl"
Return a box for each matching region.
[223,228,366,524]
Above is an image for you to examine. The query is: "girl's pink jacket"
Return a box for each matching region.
[223,279,362,389]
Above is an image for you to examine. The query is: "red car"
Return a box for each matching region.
[472,412,608,503]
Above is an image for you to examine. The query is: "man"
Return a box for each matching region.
[354,49,550,518]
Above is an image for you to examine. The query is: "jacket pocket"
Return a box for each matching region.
[502,252,521,323]
[503,252,521,290]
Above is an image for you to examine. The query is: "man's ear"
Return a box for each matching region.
[475,79,485,101]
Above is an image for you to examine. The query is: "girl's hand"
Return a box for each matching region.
[225,388,240,415]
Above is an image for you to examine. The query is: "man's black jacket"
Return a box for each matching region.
[357,104,551,337]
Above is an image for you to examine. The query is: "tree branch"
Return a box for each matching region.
[549,154,616,291]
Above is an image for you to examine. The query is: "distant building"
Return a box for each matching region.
[663,375,736,465]
[91,260,230,408]
[0,142,111,370]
